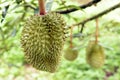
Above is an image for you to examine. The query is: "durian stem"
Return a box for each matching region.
[70,26,73,48]
[95,18,99,44]
[38,0,46,15]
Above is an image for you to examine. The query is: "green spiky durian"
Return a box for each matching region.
[86,41,105,68]
[21,12,66,72]
[64,48,78,61]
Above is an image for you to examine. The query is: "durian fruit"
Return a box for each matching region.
[64,47,78,61]
[21,12,66,73]
[86,40,105,68]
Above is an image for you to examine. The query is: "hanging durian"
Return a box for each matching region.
[21,12,66,72]
[64,47,78,61]
[86,40,105,68]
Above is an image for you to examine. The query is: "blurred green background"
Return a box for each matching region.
[0,0,120,80]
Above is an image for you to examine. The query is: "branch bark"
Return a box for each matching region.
[56,0,101,14]
[71,2,120,27]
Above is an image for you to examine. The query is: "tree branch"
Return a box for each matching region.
[72,2,120,27]
[56,0,101,14]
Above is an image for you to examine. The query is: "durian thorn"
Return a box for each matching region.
[64,32,68,34]
[38,0,46,15]
[65,27,70,30]
[95,18,99,44]
[70,26,73,48]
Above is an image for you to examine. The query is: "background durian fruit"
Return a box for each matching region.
[64,47,78,61]
[86,40,105,68]
[21,12,66,73]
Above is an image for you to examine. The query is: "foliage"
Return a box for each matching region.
[0,0,120,80]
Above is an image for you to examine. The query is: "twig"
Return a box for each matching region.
[56,0,101,14]
[80,24,85,33]
[72,2,120,27]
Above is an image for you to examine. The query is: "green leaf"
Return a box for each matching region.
[16,0,22,4]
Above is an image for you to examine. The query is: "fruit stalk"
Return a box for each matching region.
[95,18,99,44]
[38,0,46,15]
[70,26,73,48]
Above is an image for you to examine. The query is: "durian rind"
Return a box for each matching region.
[64,48,78,61]
[86,41,105,68]
[21,12,66,72]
